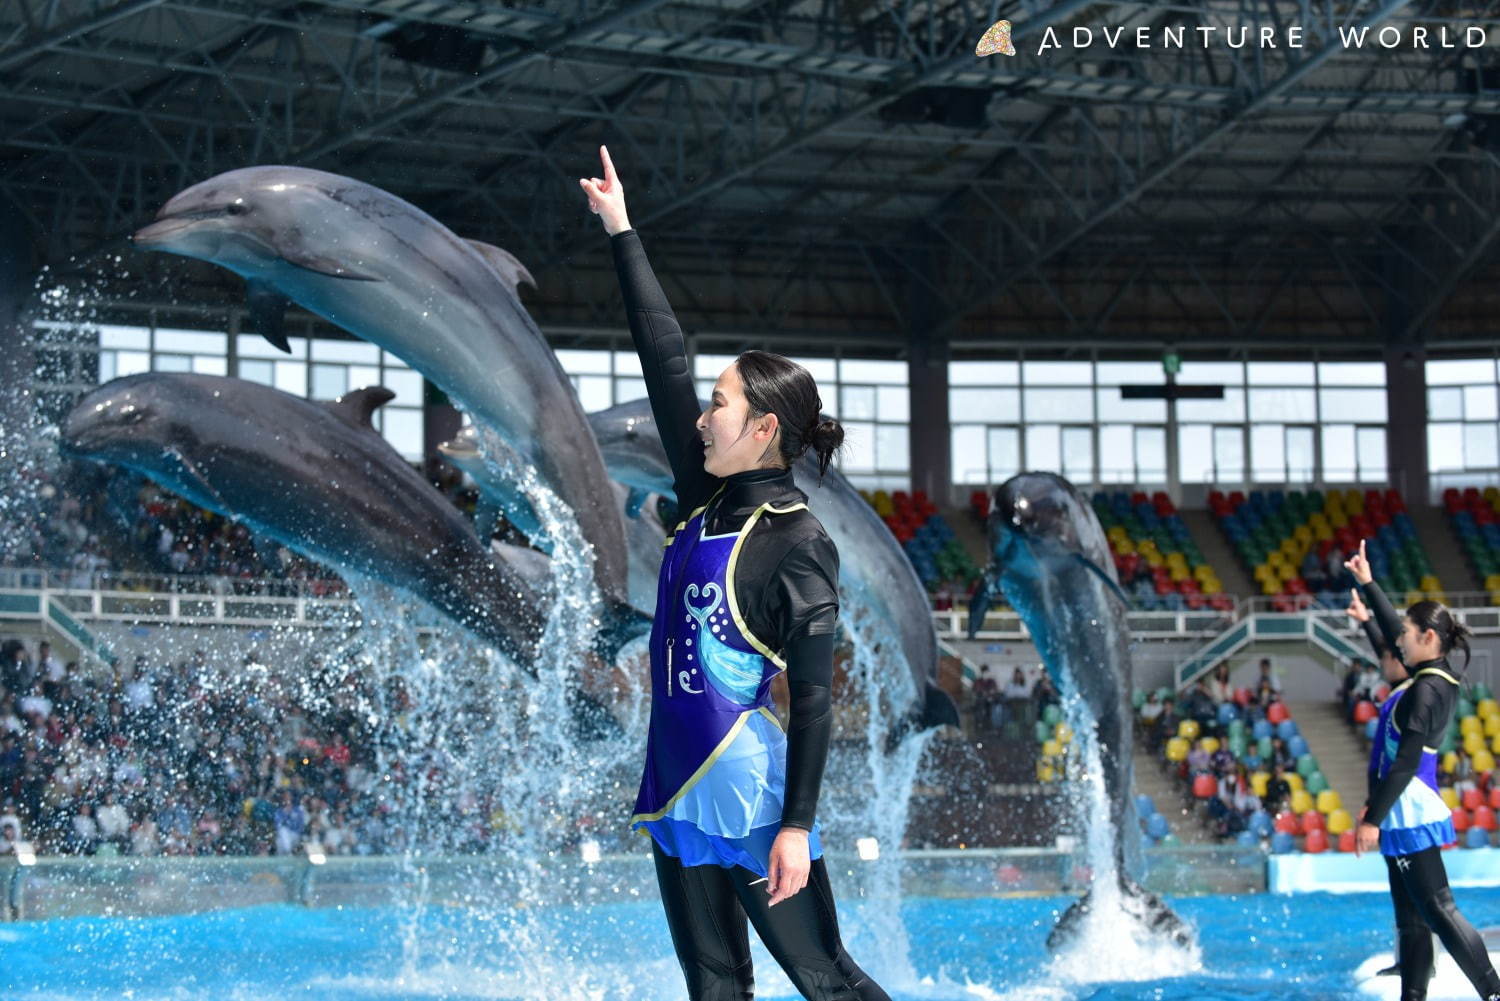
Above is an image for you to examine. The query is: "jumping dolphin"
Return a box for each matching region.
[586,398,959,729]
[131,165,630,611]
[59,373,634,667]
[967,472,1191,951]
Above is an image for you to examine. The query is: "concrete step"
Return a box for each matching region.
[1288,699,1370,816]
[1180,508,1254,600]
[1131,732,1216,844]
[1408,504,1477,594]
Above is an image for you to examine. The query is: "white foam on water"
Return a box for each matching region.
[1355,948,1500,1000]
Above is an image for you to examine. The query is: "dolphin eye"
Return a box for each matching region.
[226,202,248,216]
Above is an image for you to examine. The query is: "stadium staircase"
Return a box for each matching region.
[1412,502,1479,593]
[1131,738,1214,844]
[0,590,115,669]
[1180,508,1254,598]
[1289,699,1370,825]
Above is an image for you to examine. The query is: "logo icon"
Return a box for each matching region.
[976,19,1016,57]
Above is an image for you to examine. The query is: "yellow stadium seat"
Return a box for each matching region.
[1054,722,1073,744]
[1429,591,1449,604]
[1201,736,1220,754]
[1477,699,1498,717]
[1194,564,1215,581]
[1489,590,1500,608]
[1486,486,1499,504]
[1444,751,1460,774]
[1485,716,1500,738]
[1254,564,1275,583]
[1484,574,1500,591]
[1316,790,1342,814]
[1329,511,1348,530]
[1268,551,1287,569]
[1491,734,1500,754]
[1309,513,1329,530]
[1178,719,1201,740]
[1115,540,1137,555]
[1294,525,1313,545]
[1251,771,1270,797]
[1166,737,1189,762]
[1170,567,1189,583]
[1043,739,1061,757]
[1474,750,1497,773]
[1290,789,1314,814]
[1326,809,1354,835]
[1420,575,1440,592]
[1285,773,1305,792]
[1313,524,1333,542]
[1037,762,1055,783]
[1441,787,1461,810]
[1262,580,1280,596]
[1464,734,1487,756]
[1405,590,1425,607]
[1462,717,1483,737]
[1278,564,1298,583]
[1344,488,1363,511]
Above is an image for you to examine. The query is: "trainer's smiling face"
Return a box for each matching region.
[696,363,780,478]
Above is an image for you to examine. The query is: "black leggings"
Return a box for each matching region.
[1385,847,1500,1001]
[651,843,890,1001]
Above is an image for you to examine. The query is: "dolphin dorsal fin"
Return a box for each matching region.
[326,386,395,432]
[465,240,536,296]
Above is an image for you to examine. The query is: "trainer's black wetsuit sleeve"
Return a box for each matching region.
[1361,580,1407,668]
[774,535,840,832]
[1361,619,1391,660]
[1365,679,1444,826]
[610,229,716,512]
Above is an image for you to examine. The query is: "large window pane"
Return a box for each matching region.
[1179,425,1213,483]
[239,359,273,386]
[99,325,149,350]
[1022,361,1092,385]
[952,425,987,483]
[1251,425,1285,481]
[1095,361,1162,384]
[1178,361,1244,386]
[574,374,612,413]
[876,386,909,423]
[192,356,227,376]
[950,360,1019,385]
[1428,423,1463,472]
[1287,426,1315,482]
[1097,389,1165,422]
[312,339,380,363]
[1098,425,1134,482]
[840,386,877,420]
[1062,427,1093,482]
[843,421,876,472]
[155,328,227,354]
[1136,427,1167,482]
[555,348,611,374]
[311,364,347,400]
[1464,384,1498,421]
[1177,388,1244,422]
[839,359,905,384]
[381,408,424,460]
[116,351,151,377]
[1357,427,1387,481]
[1023,388,1092,423]
[1429,388,1463,420]
[950,388,1020,422]
[1026,424,1061,472]
[152,354,191,373]
[1320,388,1386,422]
[1427,358,1496,385]
[384,369,424,406]
[1248,388,1316,422]
[876,424,909,472]
[1465,424,1499,469]
[1214,427,1245,482]
[1318,362,1386,386]
[987,427,1020,483]
[1323,425,1357,481]
[1248,362,1315,385]
[273,361,307,395]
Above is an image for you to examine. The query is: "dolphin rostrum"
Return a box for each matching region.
[968,472,1192,951]
[60,372,599,667]
[586,398,958,730]
[131,165,630,612]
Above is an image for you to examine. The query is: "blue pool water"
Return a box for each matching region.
[6,889,1500,1000]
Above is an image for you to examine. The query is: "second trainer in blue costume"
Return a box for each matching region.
[1346,540,1500,1001]
[581,147,890,1001]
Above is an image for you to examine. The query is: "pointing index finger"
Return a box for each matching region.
[601,145,618,184]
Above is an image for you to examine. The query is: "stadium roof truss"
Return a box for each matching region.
[4,0,1500,351]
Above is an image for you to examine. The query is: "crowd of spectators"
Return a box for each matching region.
[1137,660,1298,840]
[968,663,1059,735]
[0,634,542,859]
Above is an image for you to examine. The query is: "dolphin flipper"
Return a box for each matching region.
[474,497,502,545]
[967,567,999,639]
[924,681,960,729]
[247,280,293,354]
[593,598,652,663]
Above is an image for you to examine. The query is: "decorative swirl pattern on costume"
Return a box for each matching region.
[683,581,765,704]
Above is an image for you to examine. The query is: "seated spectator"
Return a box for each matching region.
[1138,690,1164,733]
[273,791,307,855]
[1033,673,1060,715]
[1453,748,1478,797]
[1002,667,1031,728]
[96,791,130,848]
[1355,660,1382,704]
[69,802,100,855]
[1208,663,1233,705]
[1149,696,1181,754]
[1255,658,1282,696]
[0,819,18,855]
[1180,679,1217,734]
[1268,736,1295,772]
[1264,763,1292,814]
[971,665,998,732]
[1186,741,1211,776]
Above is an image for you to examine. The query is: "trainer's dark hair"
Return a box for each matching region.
[1406,600,1472,670]
[734,350,844,479]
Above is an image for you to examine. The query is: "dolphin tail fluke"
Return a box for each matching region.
[923,681,960,729]
[1046,876,1195,953]
[593,598,652,663]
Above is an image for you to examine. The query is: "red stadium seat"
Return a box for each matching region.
[1192,774,1217,798]
[1274,811,1301,835]
[1304,829,1329,853]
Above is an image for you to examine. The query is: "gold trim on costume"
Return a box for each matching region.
[663,485,725,548]
[1413,665,1460,686]
[630,709,756,824]
[756,705,784,732]
[724,500,810,672]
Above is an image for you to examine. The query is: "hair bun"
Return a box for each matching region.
[809,418,844,452]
